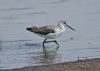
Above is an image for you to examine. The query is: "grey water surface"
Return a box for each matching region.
[0,0,100,69]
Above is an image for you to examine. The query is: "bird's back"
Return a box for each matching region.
[28,26,55,35]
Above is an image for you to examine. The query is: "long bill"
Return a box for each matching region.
[67,25,75,31]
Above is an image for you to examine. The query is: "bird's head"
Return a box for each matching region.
[60,20,75,31]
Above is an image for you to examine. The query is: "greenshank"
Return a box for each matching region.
[26,20,75,47]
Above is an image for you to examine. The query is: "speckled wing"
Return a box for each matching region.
[31,26,55,35]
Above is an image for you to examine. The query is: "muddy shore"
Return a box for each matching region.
[1,58,100,71]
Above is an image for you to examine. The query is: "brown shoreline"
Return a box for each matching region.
[1,58,100,71]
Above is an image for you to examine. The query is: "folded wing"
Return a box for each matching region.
[30,26,55,35]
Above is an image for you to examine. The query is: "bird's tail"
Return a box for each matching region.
[26,26,38,32]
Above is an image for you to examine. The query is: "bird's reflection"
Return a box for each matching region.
[41,47,59,61]
[32,46,60,65]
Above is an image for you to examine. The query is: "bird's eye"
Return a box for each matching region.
[64,22,66,24]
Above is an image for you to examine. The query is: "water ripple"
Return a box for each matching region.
[0,40,32,43]
[0,7,33,11]
[70,46,100,52]
[42,0,68,4]
[87,47,100,50]
[24,43,42,47]
[21,11,47,15]
[83,11,100,15]
[0,16,16,20]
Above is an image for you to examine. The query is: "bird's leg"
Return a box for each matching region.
[44,40,59,48]
[53,40,59,48]
[43,39,47,47]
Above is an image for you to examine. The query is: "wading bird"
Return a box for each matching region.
[26,20,75,48]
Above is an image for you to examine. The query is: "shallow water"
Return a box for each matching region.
[0,0,100,69]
